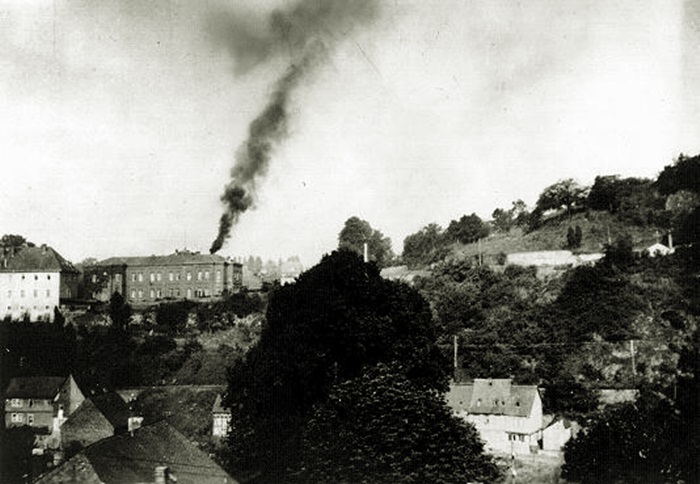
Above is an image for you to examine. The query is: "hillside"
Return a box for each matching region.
[452,210,663,264]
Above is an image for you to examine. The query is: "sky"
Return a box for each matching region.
[1,0,699,267]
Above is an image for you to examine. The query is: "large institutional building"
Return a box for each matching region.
[0,244,80,322]
[83,250,243,303]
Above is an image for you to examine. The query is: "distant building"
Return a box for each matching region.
[446,379,543,455]
[280,258,304,285]
[645,243,675,257]
[0,244,79,322]
[212,394,231,438]
[34,420,237,484]
[541,416,580,452]
[83,249,243,303]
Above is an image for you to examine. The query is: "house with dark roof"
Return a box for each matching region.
[5,375,85,449]
[0,244,79,322]
[34,420,238,484]
[61,392,131,450]
[446,379,543,455]
[83,249,242,304]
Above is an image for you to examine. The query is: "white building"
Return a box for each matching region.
[0,244,79,322]
[446,379,543,455]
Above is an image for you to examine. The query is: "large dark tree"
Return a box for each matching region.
[402,223,449,268]
[446,213,490,244]
[222,250,451,483]
[108,291,132,331]
[296,364,499,484]
[338,216,394,267]
[535,178,587,219]
[562,391,697,483]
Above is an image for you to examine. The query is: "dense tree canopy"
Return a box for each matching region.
[535,178,587,217]
[338,216,394,267]
[296,364,499,484]
[402,223,449,268]
[446,213,490,244]
[222,250,465,483]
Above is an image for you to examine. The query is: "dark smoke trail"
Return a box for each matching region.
[209,0,380,254]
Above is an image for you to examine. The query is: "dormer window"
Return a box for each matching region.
[515,401,520,407]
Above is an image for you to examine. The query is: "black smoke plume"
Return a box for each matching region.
[209,0,380,254]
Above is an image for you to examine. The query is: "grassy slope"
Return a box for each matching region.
[453,210,662,262]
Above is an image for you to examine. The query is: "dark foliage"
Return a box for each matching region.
[446,213,490,244]
[108,291,132,331]
[338,216,394,267]
[222,250,451,483]
[562,391,698,483]
[402,223,450,268]
[655,153,700,196]
[296,365,500,484]
[0,426,38,484]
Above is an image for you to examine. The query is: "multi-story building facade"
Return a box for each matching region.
[0,244,79,322]
[447,378,543,455]
[84,250,243,304]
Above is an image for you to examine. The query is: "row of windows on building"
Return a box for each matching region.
[96,270,223,284]
[1,273,52,281]
[9,398,49,408]
[11,413,35,424]
[130,287,214,300]
[3,289,52,298]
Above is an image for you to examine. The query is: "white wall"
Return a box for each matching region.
[0,271,60,321]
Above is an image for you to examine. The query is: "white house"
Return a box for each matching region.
[0,244,79,322]
[446,379,543,455]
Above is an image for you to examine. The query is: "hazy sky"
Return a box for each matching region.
[2,0,699,266]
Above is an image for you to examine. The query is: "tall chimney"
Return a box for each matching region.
[363,242,369,263]
[668,232,674,250]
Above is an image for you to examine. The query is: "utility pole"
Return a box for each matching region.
[453,335,459,381]
[630,340,636,378]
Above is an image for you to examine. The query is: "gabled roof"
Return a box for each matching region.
[447,379,539,418]
[35,421,237,484]
[96,250,229,267]
[0,245,77,273]
[5,376,66,399]
[65,393,131,431]
[212,394,230,414]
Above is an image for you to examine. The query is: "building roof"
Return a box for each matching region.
[96,250,229,268]
[0,245,77,273]
[35,420,237,484]
[65,393,131,431]
[212,394,230,414]
[5,376,66,399]
[446,379,539,418]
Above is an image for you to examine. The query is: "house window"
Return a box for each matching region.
[138,290,143,298]
[204,271,210,280]
[46,289,50,297]
[27,414,34,425]
[138,273,143,282]
[11,398,22,408]
[150,273,155,283]
[33,289,38,298]
[197,271,202,281]
[115,274,121,283]
[156,290,161,298]
[176,273,181,281]
[150,289,155,299]
[169,272,174,282]
[47,275,50,280]
[156,273,162,282]
[216,271,221,282]
[92,274,97,283]
[187,272,192,281]
[131,290,136,299]
[11,413,23,423]
[187,288,192,298]
[132,274,137,282]
[20,290,25,298]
